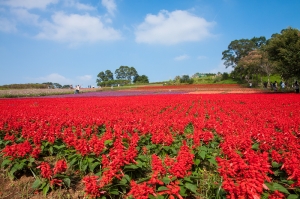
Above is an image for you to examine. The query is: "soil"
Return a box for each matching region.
[0,167,85,199]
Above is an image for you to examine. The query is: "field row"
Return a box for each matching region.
[0,94,300,198]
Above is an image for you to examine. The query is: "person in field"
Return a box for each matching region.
[273,81,278,92]
[75,85,80,94]
[295,81,299,93]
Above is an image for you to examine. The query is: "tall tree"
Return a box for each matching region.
[115,66,139,82]
[222,36,266,68]
[128,67,138,81]
[115,66,129,79]
[238,49,273,83]
[105,70,114,80]
[265,27,300,79]
[97,71,107,82]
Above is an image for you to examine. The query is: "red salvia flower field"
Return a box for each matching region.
[0,93,300,198]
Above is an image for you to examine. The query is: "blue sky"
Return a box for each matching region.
[0,0,299,87]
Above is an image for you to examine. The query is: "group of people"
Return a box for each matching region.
[268,80,299,93]
[74,85,80,94]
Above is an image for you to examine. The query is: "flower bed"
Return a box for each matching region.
[0,94,300,198]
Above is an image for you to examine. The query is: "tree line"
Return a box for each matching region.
[222,27,300,85]
[96,66,149,87]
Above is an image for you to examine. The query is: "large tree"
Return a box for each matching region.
[133,75,149,83]
[105,70,114,80]
[238,49,273,83]
[222,36,266,68]
[265,27,300,79]
[115,66,138,82]
[96,71,107,82]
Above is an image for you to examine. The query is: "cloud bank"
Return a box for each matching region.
[135,10,216,45]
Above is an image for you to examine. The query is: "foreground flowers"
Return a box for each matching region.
[0,94,300,198]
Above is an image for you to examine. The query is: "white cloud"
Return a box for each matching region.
[10,8,39,25]
[64,0,95,11]
[0,18,16,32]
[174,54,189,61]
[36,12,121,44]
[30,73,73,85]
[77,75,92,81]
[135,10,216,45]
[0,0,58,9]
[101,0,116,16]
[210,61,233,73]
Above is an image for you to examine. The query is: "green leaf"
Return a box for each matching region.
[194,158,200,166]
[81,163,88,172]
[252,143,259,150]
[17,162,26,170]
[148,195,157,199]
[1,159,11,168]
[273,183,290,194]
[272,161,281,168]
[185,182,198,194]
[183,177,193,183]
[119,177,127,185]
[104,140,113,145]
[9,163,20,178]
[137,155,147,162]
[109,188,119,195]
[42,184,50,196]
[287,195,299,199]
[163,146,170,151]
[87,157,95,163]
[124,164,139,170]
[89,162,100,172]
[63,178,71,188]
[136,160,144,168]
[124,174,131,182]
[157,186,169,191]
[32,179,42,189]
[49,146,53,155]
[68,157,78,166]
[209,157,217,165]
[53,144,66,150]
[199,151,206,160]
[162,177,171,185]
[180,186,187,196]
[29,157,35,163]
[200,146,208,151]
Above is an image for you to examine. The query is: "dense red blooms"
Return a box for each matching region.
[82,175,102,198]
[1,94,300,198]
[53,159,67,175]
[37,162,52,179]
[127,180,155,199]
[169,141,194,178]
[2,140,32,159]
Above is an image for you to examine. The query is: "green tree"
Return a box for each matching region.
[222,36,266,68]
[97,71,107,82]
[129,67,138,81]
[53,83,62,88]
[237,49,273,84]
[115,66,139,82]
[105,70,114,80]
[115,66,129,80]
[265,27,300,79]
[133,75,149,83]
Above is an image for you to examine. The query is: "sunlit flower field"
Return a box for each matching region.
[1,92,299,198]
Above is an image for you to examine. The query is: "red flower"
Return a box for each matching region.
[53,159,67,175]
[37,162,52,179]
